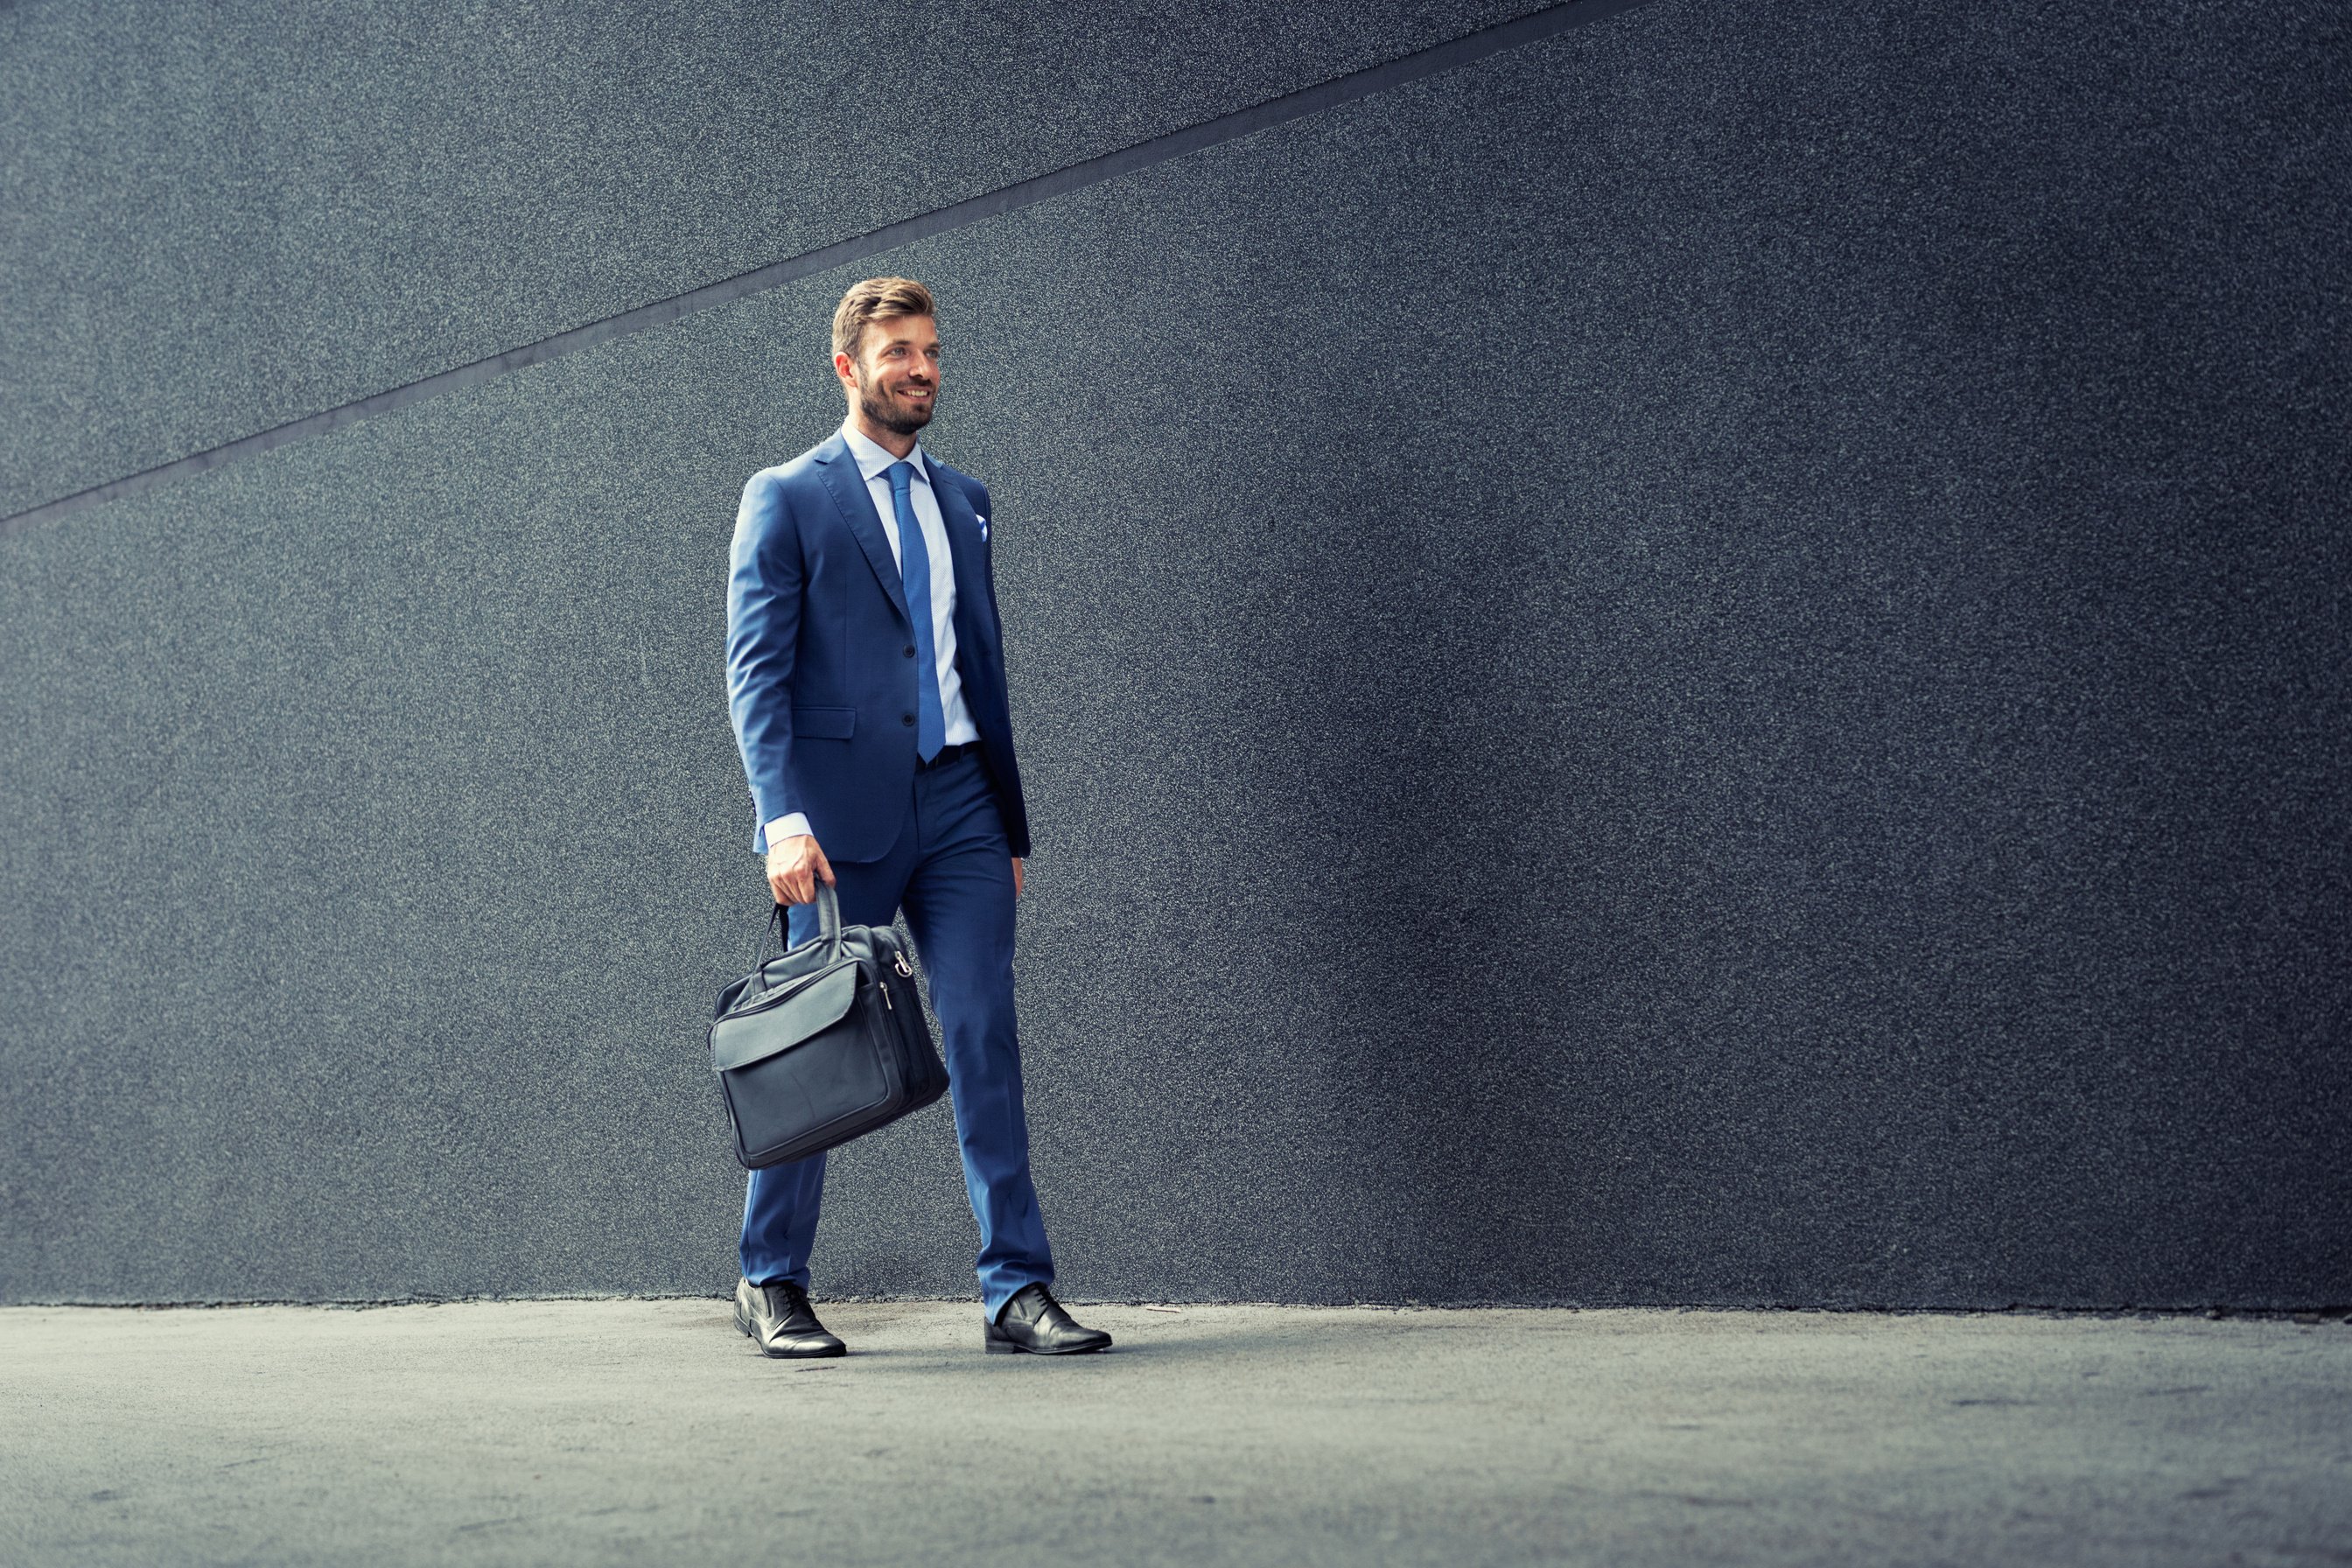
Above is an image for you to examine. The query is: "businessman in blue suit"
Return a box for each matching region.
[723,276,1110,1359]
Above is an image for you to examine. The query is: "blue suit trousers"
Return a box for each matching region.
[738,746,1054,1318]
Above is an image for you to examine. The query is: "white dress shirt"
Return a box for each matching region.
[763,420,981,849]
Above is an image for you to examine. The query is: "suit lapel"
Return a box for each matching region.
[813,434,911,627]
[923,453,995,670]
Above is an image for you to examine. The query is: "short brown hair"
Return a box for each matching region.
[832,276,937,365]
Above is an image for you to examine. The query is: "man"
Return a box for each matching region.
[723,276,1110,1359]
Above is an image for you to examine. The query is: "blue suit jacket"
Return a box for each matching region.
[726,430,1033,863]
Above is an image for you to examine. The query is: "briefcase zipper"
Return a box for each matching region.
[732,953,909,1019]
[733,963,842,1016]
[881,948,916,1013]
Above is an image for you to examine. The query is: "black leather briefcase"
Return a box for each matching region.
[708,882,948,1169]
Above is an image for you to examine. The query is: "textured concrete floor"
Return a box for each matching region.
[3,1302,2346,1566]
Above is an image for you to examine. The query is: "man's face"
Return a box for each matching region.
[837,314,941,436]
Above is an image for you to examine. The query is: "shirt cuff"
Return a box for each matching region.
[764,813,813,847]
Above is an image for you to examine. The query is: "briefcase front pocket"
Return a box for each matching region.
[720,1012,895,1166]
[712,962,898,1166]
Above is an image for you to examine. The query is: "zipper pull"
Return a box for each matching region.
[878,976,893,1010]
[893,950,914,978]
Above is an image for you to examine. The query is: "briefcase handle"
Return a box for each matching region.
[764,878,845,966]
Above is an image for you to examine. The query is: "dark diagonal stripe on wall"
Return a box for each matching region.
[1,0,1661,539]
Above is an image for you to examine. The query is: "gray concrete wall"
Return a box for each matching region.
[3,0,2346,1307]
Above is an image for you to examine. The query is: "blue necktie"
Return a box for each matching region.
[886,460,946,763]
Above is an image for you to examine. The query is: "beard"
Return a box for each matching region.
[857,378,935,437]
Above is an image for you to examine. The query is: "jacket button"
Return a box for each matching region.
[902,713,916,726]
[903,646,916,658]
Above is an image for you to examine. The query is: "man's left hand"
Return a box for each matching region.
[1012,857,1024,899]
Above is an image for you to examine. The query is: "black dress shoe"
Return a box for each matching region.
[735,1277,846,1358]
[985,1283,1112,1355]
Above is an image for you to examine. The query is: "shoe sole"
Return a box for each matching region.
[984,1333,1111,1355]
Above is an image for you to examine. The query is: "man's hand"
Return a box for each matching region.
[1012,856,1025,899]
[767,834,836,906]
